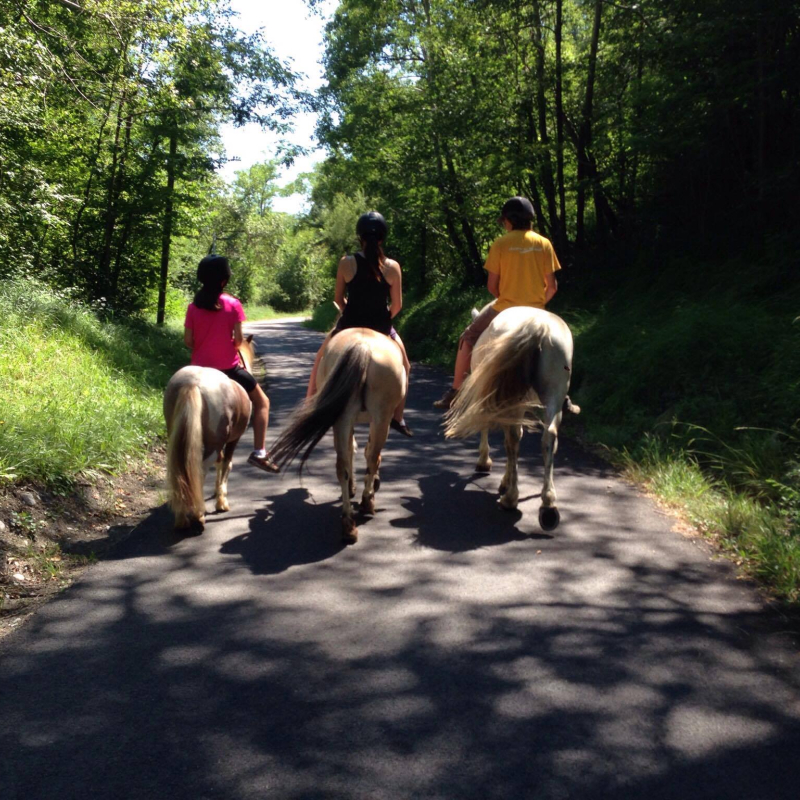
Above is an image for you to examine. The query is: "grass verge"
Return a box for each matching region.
[0,278,186,486]
[245,304,310,322]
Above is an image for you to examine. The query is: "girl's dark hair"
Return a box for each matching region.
[356,211,388,281]
[194,254,231,310]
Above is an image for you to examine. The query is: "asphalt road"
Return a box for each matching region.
[2,318,800,800]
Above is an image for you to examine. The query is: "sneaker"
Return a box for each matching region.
[247,451,280,473]
[433,386,458,410]
[390,419,414,437]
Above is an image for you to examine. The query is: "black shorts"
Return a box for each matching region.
[221,366,257,394]
[332,317,398,340]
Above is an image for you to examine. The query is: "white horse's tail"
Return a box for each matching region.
[445,318,547,438]
[270,342,371,472]
[166,384,205,521]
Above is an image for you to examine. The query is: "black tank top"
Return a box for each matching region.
[339,253,392,335]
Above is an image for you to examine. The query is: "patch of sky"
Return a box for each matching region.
[219,0,338,215]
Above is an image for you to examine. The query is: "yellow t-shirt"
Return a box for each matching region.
[484,229,561,312]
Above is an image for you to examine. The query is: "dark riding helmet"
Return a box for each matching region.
[499,196,535,226]
[197,254,231,287]
[356,211,388,241]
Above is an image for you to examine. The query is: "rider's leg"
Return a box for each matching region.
[249,384,269,451]
[453,339,473,390]
[306,331,334,399]
[434,306,498,409]
[391,333,411,423]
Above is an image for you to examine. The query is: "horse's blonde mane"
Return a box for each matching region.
[238,335,259,375]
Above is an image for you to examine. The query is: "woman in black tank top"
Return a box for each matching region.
[305,211,413,437]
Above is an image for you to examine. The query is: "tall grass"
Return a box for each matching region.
[0,279,186,485]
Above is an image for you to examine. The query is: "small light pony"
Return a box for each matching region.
[270,327,406,544]
[163,336,256,530]
[445,304,579,531]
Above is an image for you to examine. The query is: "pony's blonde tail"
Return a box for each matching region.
[270,342,370,472]
[166,384,205,521]
[445,318,547,438]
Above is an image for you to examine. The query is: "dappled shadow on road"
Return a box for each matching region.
[390,469,553,552]
[219,488,345,575]
[5,322,800,799]
[3,545,800,800]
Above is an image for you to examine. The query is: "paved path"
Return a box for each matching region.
[2,319,800,800]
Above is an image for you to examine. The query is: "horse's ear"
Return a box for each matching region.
[246,334,253,343]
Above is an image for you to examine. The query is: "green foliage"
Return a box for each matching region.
[0,0,297,319]
[0,277,185,485]
[305,301,340,333]
[620,437,800,603]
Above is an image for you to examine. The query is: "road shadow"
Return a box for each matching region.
[390,469,553,552]
[219,488,345,574]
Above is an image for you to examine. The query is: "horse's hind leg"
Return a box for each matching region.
[334,419,358,544]
[499,425,522,510]
[539,398,563,531]
[476,429,492,473]
[215,440,238,513]
[362,417,389,518]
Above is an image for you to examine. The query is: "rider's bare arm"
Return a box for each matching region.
[384,259,403,317]
[184,328,194,349]
[335,255,355,310]
[487,272,500,299]
[233,321,243,347]
[545,273,558,304]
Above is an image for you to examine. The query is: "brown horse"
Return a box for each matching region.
[270,328,405,544]
[163,336,256,530]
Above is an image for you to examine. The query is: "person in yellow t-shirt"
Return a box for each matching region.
[433,196,561,410]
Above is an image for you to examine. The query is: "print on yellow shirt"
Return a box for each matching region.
[484,230,561,312]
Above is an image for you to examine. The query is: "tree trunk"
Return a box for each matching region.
[555,0,567,251]
[532,0,559,238]
[157,128,178,326]
[576,0,603,248]
[98,97,128,294]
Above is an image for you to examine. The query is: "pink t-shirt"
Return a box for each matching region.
[184,294,246,371]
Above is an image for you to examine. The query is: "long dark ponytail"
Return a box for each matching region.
[355,211,388,281]
[194,254,231,311]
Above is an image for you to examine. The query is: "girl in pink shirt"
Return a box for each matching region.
[184,255,278,472]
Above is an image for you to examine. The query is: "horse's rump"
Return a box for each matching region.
[164,365,252,527]
[445,308,563,438]
[271,329,404,472]
[270,340,371,471]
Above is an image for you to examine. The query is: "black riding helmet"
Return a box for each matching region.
[499,196,535,227]
[197,254,231,287]
[356,211,388,241]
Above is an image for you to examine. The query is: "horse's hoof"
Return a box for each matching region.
[215,501,229,513]
[539,506,560,531]
[361,498,375,517]
[341,517,358,545]
[475,463,492,474]
[374,474,381,492]
[499,495,518,511]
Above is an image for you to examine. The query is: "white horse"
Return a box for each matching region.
[163,337,256,530]
[445,305,579,531]
[270,328,406,544]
